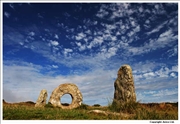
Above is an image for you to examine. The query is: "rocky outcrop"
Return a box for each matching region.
[48,83,83,109]
[113,64,136,105]
[35,89,48,107]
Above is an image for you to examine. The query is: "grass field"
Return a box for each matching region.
[2,100,178,120]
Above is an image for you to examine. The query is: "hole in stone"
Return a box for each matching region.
[60,94,72,106]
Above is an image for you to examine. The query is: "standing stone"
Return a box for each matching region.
[48,83,83,109]
[113,64,136,105]
[35,89,48,107]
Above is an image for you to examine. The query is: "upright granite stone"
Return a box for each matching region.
[113,64,136,105]
[35,89,48,107]
[48,83,83,109]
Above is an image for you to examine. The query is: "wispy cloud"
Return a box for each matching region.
[54,34,59,39]
[136,88,178,103]
[165,45,178,58]
[37,13,43,18]
[9,3,15,9]
[3,59,178,104]
[3,60,116,105]
[4,11,10,18]
[126,29,177,56]
[52,65,58,69]
[28,31,35,36]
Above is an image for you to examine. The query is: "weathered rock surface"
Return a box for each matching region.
[113,64,136,105]
[35,89,48,107]
[48,83,83,109]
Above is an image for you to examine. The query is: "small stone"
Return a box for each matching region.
[113,64,136,105]
[35,89,48,107]
[48,83,83,109]
[88,110,108,116]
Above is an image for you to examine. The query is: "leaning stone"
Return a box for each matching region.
[48,83,83,109]
[35,89,48,107]
[113,64,136,105]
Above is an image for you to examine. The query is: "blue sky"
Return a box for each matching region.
[2,2,178,106]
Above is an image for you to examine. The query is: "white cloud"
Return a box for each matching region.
[54,34,59,39]
[136,88,178,103]
[52,65,58,68]
[27,35,34,41]
[96,5,109,18]
[152,88,178,97]
[75,42,81,47]
[50,40,59,46]
[105,47,118,58]
[3,26,26,45]
[108,3,132,20]
[75,42,86,51]
[133,25,140,33]
[166,45,178,58]
[105,24,116,30]
[171,65,178,72]
[3,59,178,105]
[155,67,170,78]
[75,32,86,41]
[93,36,104,45]
[64,48,73,52]
[170,72,177,78]
[126,28,177,56]
[9,4,15,9]
[127,31,134,37]
[143,72,156,78]
[93,21,98,25]
[78,45,86,52]
[28,31,35,36]
[152,3,166,15]
[133,61,178,84]
[85,29,91,35]
[154,4,159,10]
[155,29,177,45]
[138,6,143,13]
[3,88,28,103]
[146,21,167,35]
[159,29,171,38]
[4,12,10,18]
[145,19,150,24]
[87,35,104,49]
[3,61,116,105]
[64,48,73,56]
[144,19,151,29]
[19,42,24,45]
